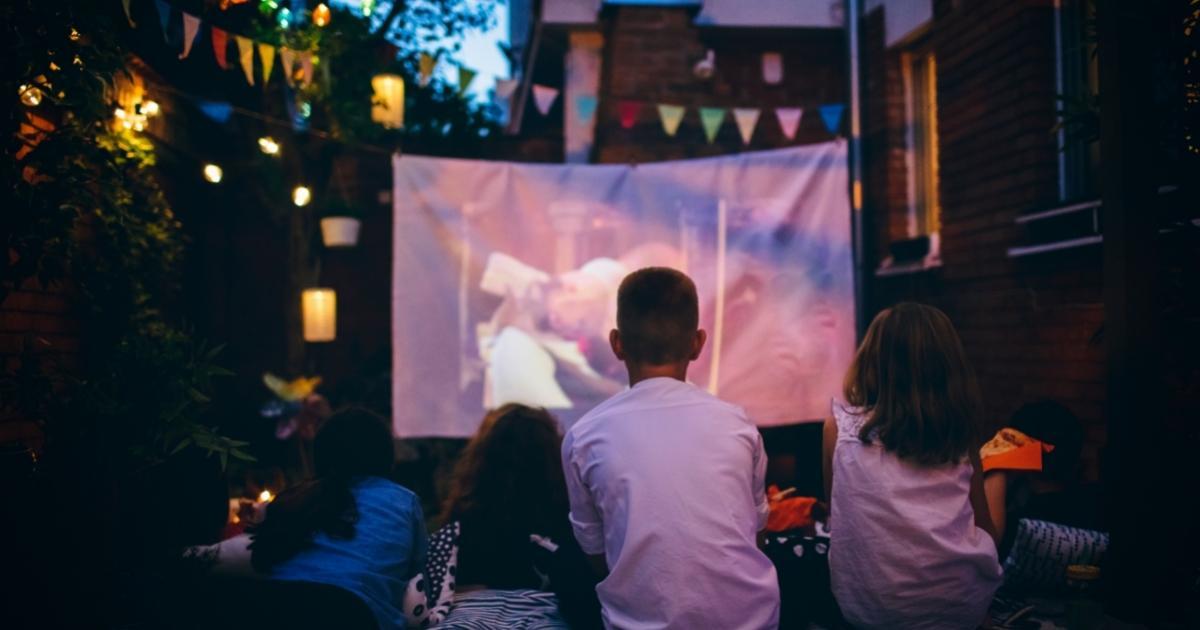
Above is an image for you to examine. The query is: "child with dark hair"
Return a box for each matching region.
[823,302,1001,629]
[561,267,780,629]
[982,400,1098,556]
[250,409,427,630]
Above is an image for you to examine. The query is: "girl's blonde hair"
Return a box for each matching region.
[844,302,984,466]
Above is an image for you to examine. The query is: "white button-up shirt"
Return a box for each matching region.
[562,377,780,630]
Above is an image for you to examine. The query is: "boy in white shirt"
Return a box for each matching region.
[561,267,780,630]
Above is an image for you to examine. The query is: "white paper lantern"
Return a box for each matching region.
[302,288,336,342]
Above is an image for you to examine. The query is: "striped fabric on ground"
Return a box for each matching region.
[438,589,570,630]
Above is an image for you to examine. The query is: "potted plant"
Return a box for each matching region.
[319,200,363,248]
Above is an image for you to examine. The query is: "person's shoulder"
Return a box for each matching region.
[570,387,636,435]
[687,385,752,423]
[355,476,419,506]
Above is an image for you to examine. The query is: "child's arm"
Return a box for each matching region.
[983,471,1008,542]
[968,449,1001,546]
[821,416,837,502]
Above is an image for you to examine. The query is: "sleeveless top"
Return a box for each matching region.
[828,404,1001,629]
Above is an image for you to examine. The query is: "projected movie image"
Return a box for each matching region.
[392,143,855,437]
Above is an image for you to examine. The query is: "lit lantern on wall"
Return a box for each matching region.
[312,3,331,27]
[302,288,336,342]
[371,73,405,129]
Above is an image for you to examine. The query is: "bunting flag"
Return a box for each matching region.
[775,107,803,140]
[458,66,476,94]
[155,0,171,41]
[657,104,685,137]
[762,52,784,85]
[618,101,640,129]
[532,85,559,115]
[732,107,760,145]
[211,27,229,69]
[494,78,519,99]
[235,35,255,85]
[279,47,297,87]
[699,107,726,143]
[197,100,233,123]
[575,95,598,122]
[299,52,314,87]
[418,52,436,87]
[819,104,845,135]
[258,43,275,85]
[178,13,201,60]
[122,0,136,27]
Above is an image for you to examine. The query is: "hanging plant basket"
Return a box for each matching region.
[320,216,361,248]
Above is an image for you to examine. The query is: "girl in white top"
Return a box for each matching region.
[822,303,1002,629]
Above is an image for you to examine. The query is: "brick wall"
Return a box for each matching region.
[863,0,1107,478]
[589,7,846,163]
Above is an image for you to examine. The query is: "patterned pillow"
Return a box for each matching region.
[1002,518,1108,590]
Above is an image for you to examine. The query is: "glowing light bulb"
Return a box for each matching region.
[114,107,127,119]
[203,163,224,183]
[312,3,331,27]
[258,490,274,503]
[292,185,312,207]
[361,0,375,17]
[18,84,42,106]
[257,136,280,155]
[141,100,160,117]
[69,27,81,41]
[277,7,292,28]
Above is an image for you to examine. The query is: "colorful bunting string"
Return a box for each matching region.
[618,101,640,129]
[155,0,171,41]
[235,35,255,85]
[211,27,229,69]
[279,47,297,87]
[258,43,275,86]
[458,67,477,94]
[418,53,436,87]
[495,79,519,99]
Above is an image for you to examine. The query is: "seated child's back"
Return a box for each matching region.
[823,303,1001,630]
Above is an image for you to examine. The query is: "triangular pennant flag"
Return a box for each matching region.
[819,103,845,135]
[155,0,171,42]
[575,95,598,122]
[211,28,229,69]
[122,0,136,27]
[494,78,518,99]
[258,43,276,85]
[699,107,726,143]
[235,36,255,85]
[197,100,233,124]
[732,107,761,145]
[618,101,640,129]
[279,48,297,87]
[178,13,201,60]
[418,52,436,87]
[657,104,685,137]
[532,85,559,115]
[775,107,803,140]
[299,52,314,87]
[458,66,477,94]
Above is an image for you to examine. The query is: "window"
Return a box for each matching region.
[1056,0,1100,201]
[904,50,941,238]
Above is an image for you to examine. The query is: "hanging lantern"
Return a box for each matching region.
[302,289,336,342]
[203,163,224,183]
[292,185,312,207]
[371,73,405,129]
[312,3,331,27]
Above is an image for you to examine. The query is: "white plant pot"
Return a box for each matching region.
[320,217,361,248]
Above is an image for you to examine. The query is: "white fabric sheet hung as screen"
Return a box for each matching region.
[392,142,855,438]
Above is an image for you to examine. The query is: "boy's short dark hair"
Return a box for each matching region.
[616,267,699,365]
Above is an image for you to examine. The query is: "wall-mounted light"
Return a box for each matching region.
[302,288,336,342]
[292,185,312,207]
[312,3,331,27]
[203,163,224,183]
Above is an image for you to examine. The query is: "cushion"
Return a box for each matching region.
[1002,518,1108,590]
